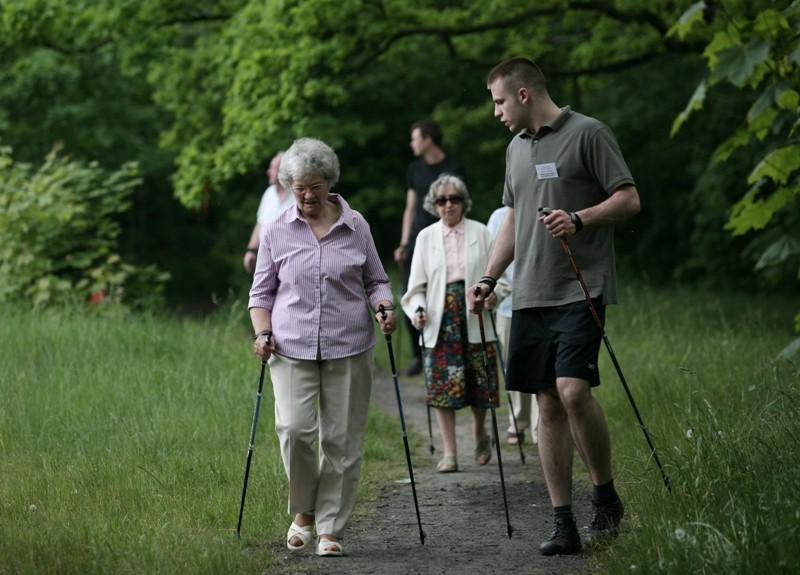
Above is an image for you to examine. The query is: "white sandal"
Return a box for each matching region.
[286,522,313,551]
[317,538,344,557]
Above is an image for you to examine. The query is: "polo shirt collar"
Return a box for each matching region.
[518,105,574,140]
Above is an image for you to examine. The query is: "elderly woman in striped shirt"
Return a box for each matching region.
[249,138,396,558]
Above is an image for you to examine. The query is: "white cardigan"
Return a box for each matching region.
[401,218,511,348]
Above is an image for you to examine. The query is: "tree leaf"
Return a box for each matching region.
[726,183,799,235]
[671,80,706,137]
[753,9,790,36]
[667,1,707,40]
[776,86,800,111]
[748,146,800,186]
[711,37,771,87]
[712,129,751,164]
[755,236,800,270]
[703,29,739,70]
[790,42,800,66]
[748,84,778,124]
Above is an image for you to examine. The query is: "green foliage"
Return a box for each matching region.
[2,0,799,311]
[3,0,681,214]
[670,1,800,301]
[0,3,170,171]
[0,143,169,308]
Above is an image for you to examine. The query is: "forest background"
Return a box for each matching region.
[1,0,798,354]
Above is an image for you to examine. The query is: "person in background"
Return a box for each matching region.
[249,138,396,557]
[243,151,292,273]
[402,174,509,473]
[394,120,466,376]
[487,205,539,447]
[469,57,640,556]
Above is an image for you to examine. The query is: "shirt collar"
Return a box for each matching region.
[285,193,355,230]
[519,105,573,140]
[442,219,465,236]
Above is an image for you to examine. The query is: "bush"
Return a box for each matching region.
[0,142,168,308]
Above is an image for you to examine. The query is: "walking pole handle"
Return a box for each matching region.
[415,305,424,324]
[378,304,392,344]
[538,207,604,324]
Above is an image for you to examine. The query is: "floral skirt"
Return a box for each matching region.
[424,282,499,410]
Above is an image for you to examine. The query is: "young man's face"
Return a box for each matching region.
[409,128,430,157]
[489,78,526,133]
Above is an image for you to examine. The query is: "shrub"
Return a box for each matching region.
[0,142,168,308]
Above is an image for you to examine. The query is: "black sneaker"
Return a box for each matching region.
[585,498,624,548]
[538,516,582,556]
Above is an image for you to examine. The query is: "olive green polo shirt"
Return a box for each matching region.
[502,106,635,308]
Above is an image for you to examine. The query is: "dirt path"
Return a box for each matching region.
[270,367,593,575]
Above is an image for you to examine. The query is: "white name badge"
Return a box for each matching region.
[535,163,559,179]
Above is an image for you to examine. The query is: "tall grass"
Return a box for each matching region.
[1,281,797,574]
[0,301,405,574]
[590,283,800,574]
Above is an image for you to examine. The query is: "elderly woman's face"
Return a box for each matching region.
[434,184,464,227]
[291,176,330,219]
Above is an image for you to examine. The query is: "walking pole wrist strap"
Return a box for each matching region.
[254,330,272,344]
[479,276,497,294]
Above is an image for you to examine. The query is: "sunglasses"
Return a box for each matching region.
[434,195,463,207]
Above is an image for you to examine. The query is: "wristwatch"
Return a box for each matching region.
[568,211,583,233]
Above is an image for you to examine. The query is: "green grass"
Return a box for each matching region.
[589,283,800,574]
[0,282,797,574]
[0,301,409,574]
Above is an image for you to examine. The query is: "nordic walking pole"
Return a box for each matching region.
[488,312,525,465]
[538,208,671,491]
[396,264,405,377]
[380,304,426,545]
[475,291,513,538]
[415,306,435,455]
[236,360,267,538]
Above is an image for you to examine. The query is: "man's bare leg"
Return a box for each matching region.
[536,389,582,555]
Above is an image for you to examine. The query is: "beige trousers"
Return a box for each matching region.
[496,313,539,438]
[269,348,373,538]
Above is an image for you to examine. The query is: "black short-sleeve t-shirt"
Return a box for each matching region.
[406,156,466,254]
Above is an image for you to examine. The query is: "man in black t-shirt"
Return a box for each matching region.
[393,120,466,375]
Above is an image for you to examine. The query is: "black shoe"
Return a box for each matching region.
[405,356,423,376]
[585,498,624,548]
[538,516,582,556]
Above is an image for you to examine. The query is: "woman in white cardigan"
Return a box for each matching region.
[401,175,510,473]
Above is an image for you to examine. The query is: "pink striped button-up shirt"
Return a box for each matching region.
[442,220,466,284]
[248,194,393,360]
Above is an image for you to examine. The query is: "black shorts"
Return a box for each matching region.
[505,300,605,393]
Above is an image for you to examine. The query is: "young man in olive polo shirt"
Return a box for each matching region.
[468,57,640,556]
